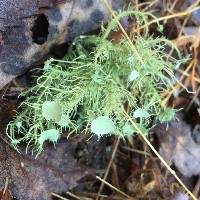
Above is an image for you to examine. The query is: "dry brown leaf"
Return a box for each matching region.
[143,180,156,194]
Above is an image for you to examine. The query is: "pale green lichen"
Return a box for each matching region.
[6,10,184,152]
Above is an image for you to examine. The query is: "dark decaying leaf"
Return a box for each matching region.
[0,138,91,200]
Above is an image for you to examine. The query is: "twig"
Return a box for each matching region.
[122,146,152,157]
[143,0,159,12]
[161,61,193,106]
[102,0,144,65]
[96,137,120,200]
[167,0,180,14]
[3,177,9,195]
[177,69,200,84]
[96,176,134,199]
[134,6,200,32]
[51,193,70,200]
[66,192,81,200]
[185,86,200,112]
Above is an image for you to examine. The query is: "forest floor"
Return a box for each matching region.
[1,0,200,200]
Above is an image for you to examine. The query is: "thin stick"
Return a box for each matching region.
[96,176,133,199]
[185,86,200,112]
[122,146,152,157]
[177,69,200,84]
[51,193,70,200]
[3,178,9,195]
[134,6,200,32]
[176,0,200,38]
[161,61,193,106]
[143,0,159,12]
[96,137,120,200]
[167,0,180,14]
[102,0,144,65]
[66,192,81,200]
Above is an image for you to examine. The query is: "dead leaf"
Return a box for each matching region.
[0,138,91,200]
[143,180,156,194]
[153,114,200,177]
[172,27,200,47]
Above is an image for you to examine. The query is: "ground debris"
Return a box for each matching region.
[1,0,200,199]
[153,114,200,177]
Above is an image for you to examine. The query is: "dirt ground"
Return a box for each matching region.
[1,0,200,200]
